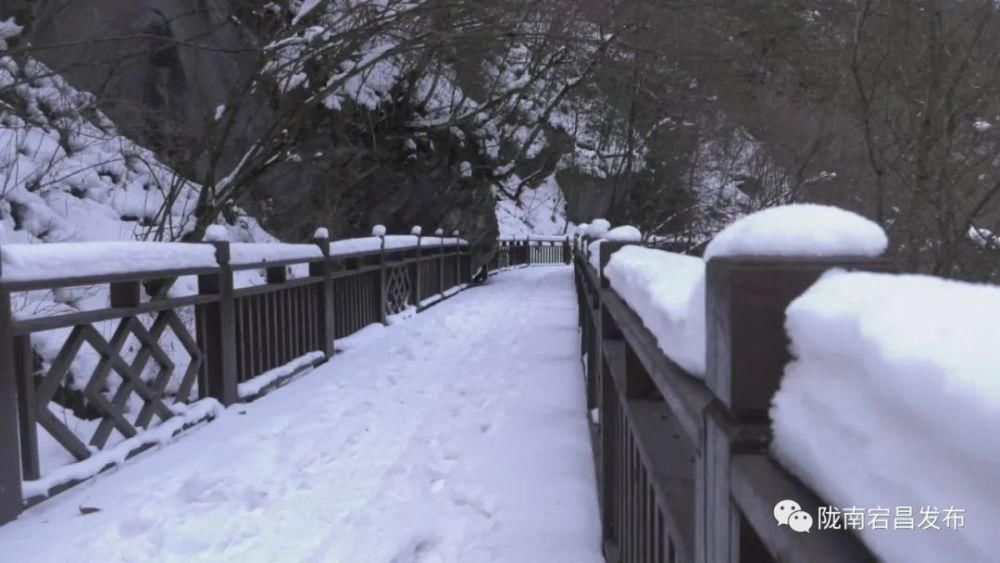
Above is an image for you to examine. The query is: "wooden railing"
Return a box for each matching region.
[0,233,473,524]
[574,237,888,563]
[489,236,572,270]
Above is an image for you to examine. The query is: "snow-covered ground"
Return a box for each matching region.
[0,266,602,563]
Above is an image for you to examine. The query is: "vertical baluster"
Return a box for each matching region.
[310,232,335,357]
[413,234,422,306]
[378,233,388,324]
[235,294,245,380]
[0,236,23,524]
[197,240,238,406]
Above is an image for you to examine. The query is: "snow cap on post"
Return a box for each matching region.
[574,223,589,237]
[452,230,460,237]
[704,204,888,260]
[585,219,611,239]
[605,225,642,243]
[434,228,444,237]
[411,226,422,236]
[204,224,228,242]
[372,224,387,237]
[312,227,329,240]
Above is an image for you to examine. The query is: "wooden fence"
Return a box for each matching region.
[489,236,572,270]
[0,233,472,524]
[575,237,889,563]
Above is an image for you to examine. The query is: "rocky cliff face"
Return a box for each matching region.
[3,0,255,167]
[1,0,624,258]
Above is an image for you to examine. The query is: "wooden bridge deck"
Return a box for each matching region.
[0,266,602,563]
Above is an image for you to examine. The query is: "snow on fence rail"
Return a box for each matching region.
[488,237,572,270]
[0,231,475,524]
[773,271,1000,561]
[573,205,911,562]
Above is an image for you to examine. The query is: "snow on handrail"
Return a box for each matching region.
[0,241,219,284]
[0,233,470,283]
[498,234,570,242]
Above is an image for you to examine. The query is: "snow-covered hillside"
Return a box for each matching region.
[0,19,268,249]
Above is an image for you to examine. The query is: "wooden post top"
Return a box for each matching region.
[705,255,894,423]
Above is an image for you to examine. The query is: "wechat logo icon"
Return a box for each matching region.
[774,499,813,533]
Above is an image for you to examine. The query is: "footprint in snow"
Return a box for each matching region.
[391,536,444,563]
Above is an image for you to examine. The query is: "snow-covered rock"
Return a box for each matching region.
[704,204,888,260]
[495,174,568,238]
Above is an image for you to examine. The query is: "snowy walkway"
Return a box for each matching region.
[0,266,602,563]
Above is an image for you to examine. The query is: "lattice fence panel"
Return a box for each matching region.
[385,265,412,315]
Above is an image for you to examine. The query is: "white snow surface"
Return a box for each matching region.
[703,204,888,260]
[772,270,1000,561]
[604,246,707,376]
[604,225,642,242]
[584,219,611,239]
[1,267,602,563]
[23,399,225,499]
[237,351,325,399]
[229,243,324,266]
[495,174,568,238]
[1,242,218,282]
[204,225,228,242]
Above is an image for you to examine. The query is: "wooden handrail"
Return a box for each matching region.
[574,243,886,563]
[0,232,477,523]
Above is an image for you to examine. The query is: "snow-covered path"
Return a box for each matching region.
[0,266,602,563]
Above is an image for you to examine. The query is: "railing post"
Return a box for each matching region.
[197,241,238,406]
[525,236,532,266]
[412,231,422,306]
[598,240,631,289]
[563,236,571,264]
[310,232,336,357]
[453,230,462,287]
[698,255,892,563]
[591,239,633,397]
[436,229,445,295]
[378,233,388,324]
[0,239,24,525]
